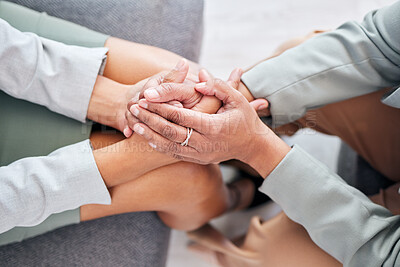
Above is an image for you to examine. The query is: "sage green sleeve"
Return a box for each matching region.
[0,1,111,246]
[242,1,400,126]
[259,146,400,266]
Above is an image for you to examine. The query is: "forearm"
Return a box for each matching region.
[87,75,129,130]
[103,37,201,85]
[0,19,108,122]
[93,134,177,188]
[241,2,400,126]
[236,32,307,104]
[0,141,110,234]
[254,144,400,266]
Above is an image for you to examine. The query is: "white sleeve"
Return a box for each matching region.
[0,140,111,234]
[0,19,108,122]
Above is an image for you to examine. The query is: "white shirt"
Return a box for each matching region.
[0,19,111,234]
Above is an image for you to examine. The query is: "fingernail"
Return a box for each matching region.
[123,126,132,138]
[133,124,144,135]
[144,89,160,100]
[195,82,207,90]
[257,103,268,110]
[139,99,148,109]
[130,105,140,116]
[174,58,186,70]
[149,142,157,149]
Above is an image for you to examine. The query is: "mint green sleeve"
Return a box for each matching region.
[241,1,400,126]
[259,146,400,266]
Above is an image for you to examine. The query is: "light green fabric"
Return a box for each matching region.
[260,146,400,266]
[0,209,80,246]
[0,1,109,245]
[247,1,400,265]
[242,1,400,126]
[0,1,109,47]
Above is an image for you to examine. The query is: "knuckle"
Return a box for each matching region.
[163,71,178,83]
[166,141,180,153]
[161,124,178,140]
[160,83,174,94]
[155,71,168,84]
[166,141,176,153]
[137,110,148,123]
[169,110,185,124]
[214,78,225,88]
[156,75,164,84]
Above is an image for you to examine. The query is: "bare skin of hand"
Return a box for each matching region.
[87,58,204,137]
[128,73,290,177]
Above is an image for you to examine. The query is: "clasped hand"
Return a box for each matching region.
[124,59,288,177]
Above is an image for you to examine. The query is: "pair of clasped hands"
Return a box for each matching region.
[123,59,291,178]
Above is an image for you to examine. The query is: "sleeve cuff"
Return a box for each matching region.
[40,39,109,122]
[241,55,310,127]
[258,145,349,213]
[258,145,395,264]
[48,139,112,210]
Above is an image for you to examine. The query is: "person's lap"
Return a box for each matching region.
[0,0,230,246]
[188,32,399,266]
[83,129,230,231]
[275,88,400,181]
[1,3,394,266]
[0,1,108,245]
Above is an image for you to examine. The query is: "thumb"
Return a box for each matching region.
[162,58,189,83]
[249,98,270,117]
[227,68,243,89]
[195,78,244,105]
[198,69,213,83]
[140,58,189,98]
[143,83,196,103]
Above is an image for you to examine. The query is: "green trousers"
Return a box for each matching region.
[0,1,109,246]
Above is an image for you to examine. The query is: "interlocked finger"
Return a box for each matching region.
[133,122,199,158]
[130,104,199,146]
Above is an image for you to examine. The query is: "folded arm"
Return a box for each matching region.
[241,1,400,126]
[260,146,400,266]
[0,19,108,122]
[0,140,111,234]
[132,74,400,266]
[0,18,197,233]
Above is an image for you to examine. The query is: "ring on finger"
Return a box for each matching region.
[180,127,193,147]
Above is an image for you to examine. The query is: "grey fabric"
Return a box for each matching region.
[0,212,171,267]
[0,14,108,122]
[7,0,204,62]
[0,0,205,266]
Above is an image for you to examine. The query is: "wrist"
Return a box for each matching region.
[87,76,128,131]
[243,126,291,178]
[94,135,177,187]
